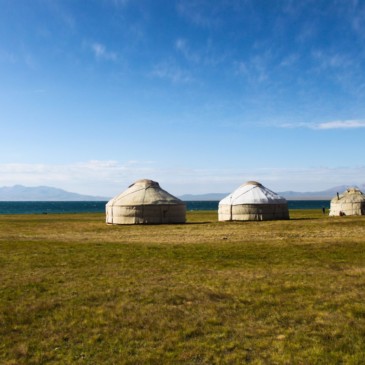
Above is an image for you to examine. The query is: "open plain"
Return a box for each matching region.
[1,210,365,364]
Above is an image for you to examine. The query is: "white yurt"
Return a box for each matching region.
[106,179,186,224]
[329,187,365,216]
[218,181,289,221]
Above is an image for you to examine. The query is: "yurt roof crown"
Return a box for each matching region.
[129,179,159,188]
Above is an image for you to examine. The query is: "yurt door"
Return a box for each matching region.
[161,206,168,224]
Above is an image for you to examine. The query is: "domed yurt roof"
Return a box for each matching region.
[219,181,287,205]
[106,179,186,224]
[218,181,289,221]
[329,187,365,216]
[107,179,183,206]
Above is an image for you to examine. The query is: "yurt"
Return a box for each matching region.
[218,181,289,221]
[329,187,365,216]
[106,179,186,224]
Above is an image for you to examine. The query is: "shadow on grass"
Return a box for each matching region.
[185,222,212,225]
[289,217,321,221]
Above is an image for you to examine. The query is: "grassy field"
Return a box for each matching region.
[1,210,365,364]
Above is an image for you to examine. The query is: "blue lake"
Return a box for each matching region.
[0,200,330,215]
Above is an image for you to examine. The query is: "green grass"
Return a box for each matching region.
[1,210,365,364]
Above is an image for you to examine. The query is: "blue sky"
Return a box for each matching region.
[1,0,365,196]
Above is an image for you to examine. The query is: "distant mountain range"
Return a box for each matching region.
[278,185,365,200]
[179,184,365,201]
[0,185,109,201]
[0,184,364,201]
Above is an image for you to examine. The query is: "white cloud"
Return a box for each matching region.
[313,120,365,130]
[90,42,117,61]
[278,120,365,130]
[277,122,308,129]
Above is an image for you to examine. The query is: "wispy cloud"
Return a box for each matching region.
[280,53,299,67]
[280,119,365,130]
[234,52,272,84]
[176,1,220,28]
[0,48,39,69]
[151,61,194,84]
[312,120,365,130]
[1,161,365,196]
[309,49,365,97]
[311,50,353,70]
[90,42,117,61]
[175,38,201,63]
[250,166,365,192]
[350,1,365,37]
[0,160,156,196]
[174,38,226,67]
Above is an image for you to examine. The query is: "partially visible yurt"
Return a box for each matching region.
[329,187,365,216]
[106,179,186,224]
[218,181,289,221]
